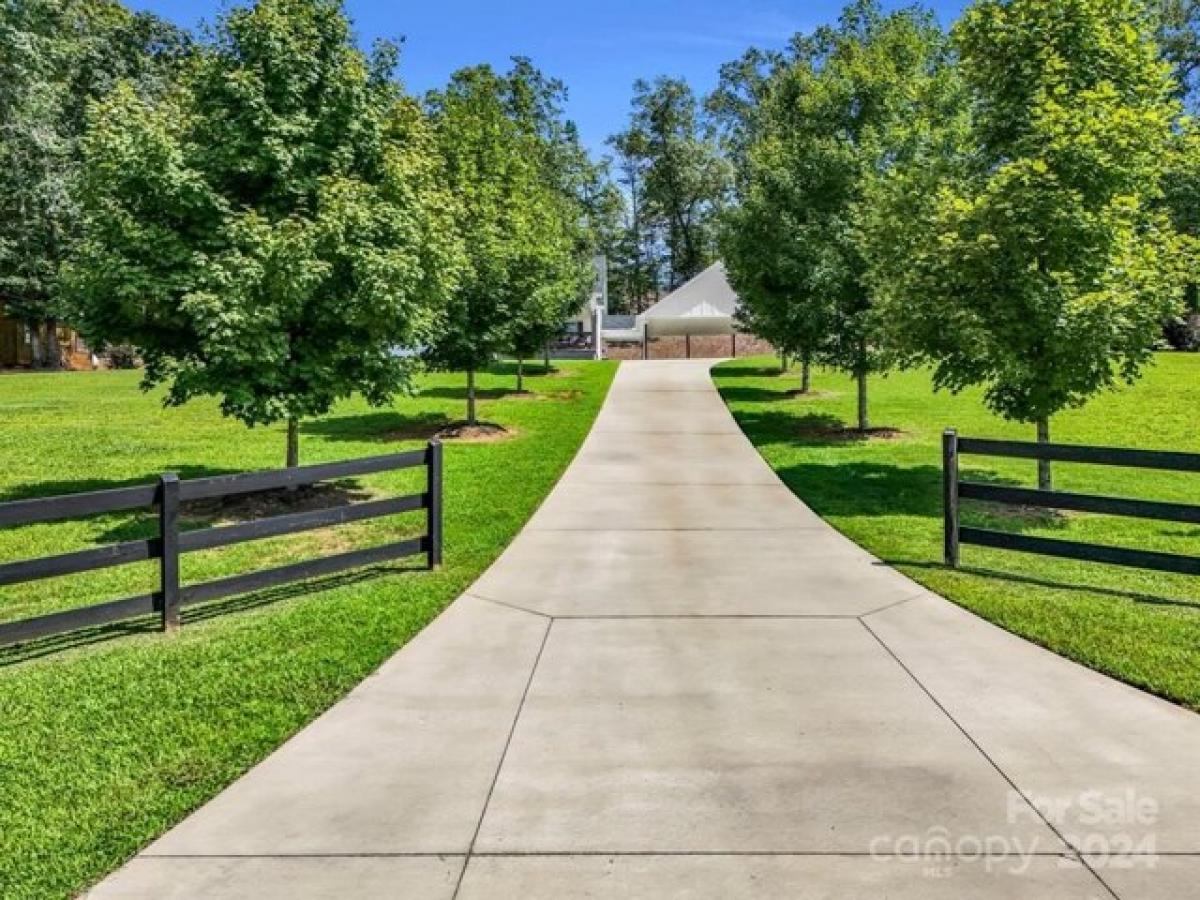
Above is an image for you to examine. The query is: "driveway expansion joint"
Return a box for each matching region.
[466,593,552,620]
[857,592,923,618]
[451,618,553,900]
[857,617,1121,900]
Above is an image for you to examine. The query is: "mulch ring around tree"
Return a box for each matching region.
[433,421,516,443]
[794,422,907,443]
[503,389,582,402]
[784,389,841,400]
[183,482,372,525]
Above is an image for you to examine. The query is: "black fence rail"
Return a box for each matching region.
[942,430,1200,575]
[0,442,443,646]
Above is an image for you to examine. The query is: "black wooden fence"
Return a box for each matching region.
[942,429,1200,575]
[0,442,443,646]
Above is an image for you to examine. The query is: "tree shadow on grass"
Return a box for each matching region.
[0,465,240,506]
[93,481,375,544]
[1,458,394,551]
[773,460,944,519]
[713,362,787,380]
[729,406,1063,531]
[725,408,860,446]
[719,385,804,404]
[729,409,910,447]
[0,465,253,546]
[0,561,428,668]
[894,559,1200,612]
[772,459,1064,531]
[488,360,562,378]
[415,386,526,401]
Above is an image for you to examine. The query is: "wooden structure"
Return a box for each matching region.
[0,303,94,369]
[943,429,1200,575]
[0,443,444,645]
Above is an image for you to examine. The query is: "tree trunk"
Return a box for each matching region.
[856,367,869,432]
[543,344,551,374]
[779,352,789,374]
[286,417,300,469]
[467,367,477,426]
[517,356,525,393]
[1037,417,1052,492]
[801,356,812,394]
[29,324,44,368]
[46,319,62,370]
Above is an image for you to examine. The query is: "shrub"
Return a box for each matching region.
[104,343,141,369]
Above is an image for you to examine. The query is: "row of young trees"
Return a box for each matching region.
[720,0,1198,489]
[1,0,604,464]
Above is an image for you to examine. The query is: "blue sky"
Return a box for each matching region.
[127,0,968,154]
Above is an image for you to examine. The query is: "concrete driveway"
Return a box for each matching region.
[92,360,1200,899]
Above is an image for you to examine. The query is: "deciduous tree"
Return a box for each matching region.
[864,0,1185,489]
[69,0,459,466]
[723,0,952,428]
[611,78,731,290]
[1156,0,1200,105]
[605,129,660,312]
[425,61,591,421]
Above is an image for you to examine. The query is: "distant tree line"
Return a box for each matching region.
[599,79,733,312]
[6,0,1200,479]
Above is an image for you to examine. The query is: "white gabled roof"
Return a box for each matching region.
[640,262,738,321]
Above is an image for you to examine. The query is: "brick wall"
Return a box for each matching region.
[604,333,773,361]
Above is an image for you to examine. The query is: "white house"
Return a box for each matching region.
[637,262,738,338]
[555,255,608,359]
[600,262,741,357]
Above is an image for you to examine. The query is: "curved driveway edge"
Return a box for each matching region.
[91,361,1200,899]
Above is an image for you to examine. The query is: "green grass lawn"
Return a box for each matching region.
[714,353,1200,712]
[0,360,615,900]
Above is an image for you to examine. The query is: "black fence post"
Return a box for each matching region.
[943,429,960,568]
[159,473,181,631]
[427,441,443,569]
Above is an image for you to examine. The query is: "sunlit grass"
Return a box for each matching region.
[0,360,616,900]
[714,353,1200,712]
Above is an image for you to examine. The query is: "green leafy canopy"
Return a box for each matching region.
[721,0,954,416]
[0,0,187,343]
[862,0,1187,426]
[423,61,593,378]
[68,0,462,442]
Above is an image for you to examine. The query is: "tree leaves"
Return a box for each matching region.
[722,0,951,380]
[609,77,731,293]
[68,0,461,447]
[863,0,1186,425]
[423,61,593,376]
[0,0,186,337]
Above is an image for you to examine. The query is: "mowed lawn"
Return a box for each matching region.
[0,360,615,900]
[714,353,1200,712]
